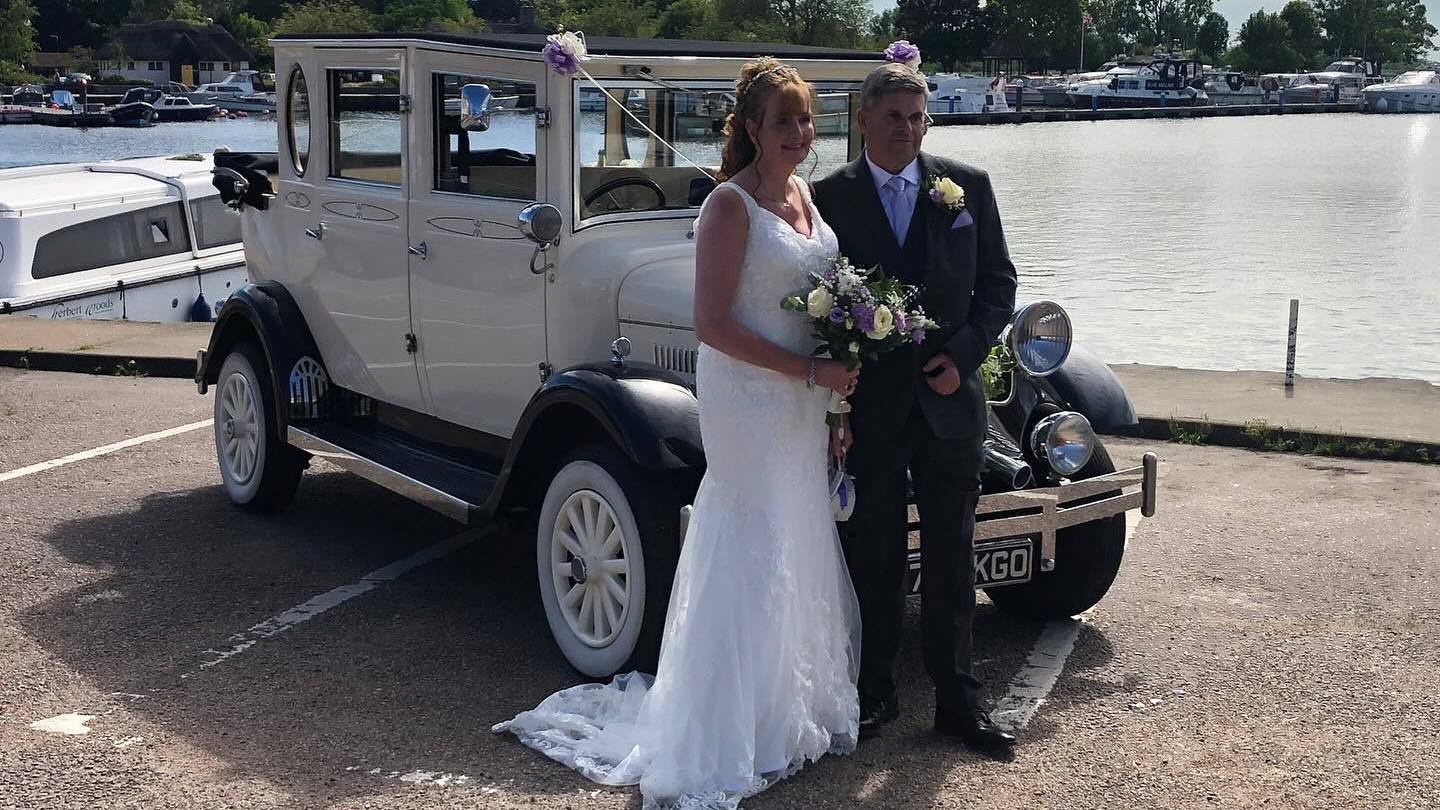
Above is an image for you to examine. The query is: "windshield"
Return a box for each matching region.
[576,84,856,221]
[1395,71,1437,85]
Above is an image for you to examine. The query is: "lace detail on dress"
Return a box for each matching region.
[494,176,860,810]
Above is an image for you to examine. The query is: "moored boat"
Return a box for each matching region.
[1067,55,1207,108]
[0,155,249,322]
[927,74,1010,114]
[1361,69,1440,112]
[120,86,218,121]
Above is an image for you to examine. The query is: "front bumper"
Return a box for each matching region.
[971,452,1158,571]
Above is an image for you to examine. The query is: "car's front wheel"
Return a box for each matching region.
[213,342,306,511]
[986,442,1126,619]
[536,446,682,678]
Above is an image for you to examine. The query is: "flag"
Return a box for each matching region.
[1082,12,1093,28]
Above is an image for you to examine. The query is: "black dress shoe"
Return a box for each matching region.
[858,695,900,738]
[934,705,1017,750]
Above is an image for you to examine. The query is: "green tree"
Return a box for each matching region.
[656,0,712,38]
[1280,0,1323,64]
[535,0,659,37]
[867,7,899,45]
[169,0,211,24]
[272,0,379,33]
[224,11,271,64]
[0,0,37,83]
[769,0,871,45]
[1194,10,1227,58]
[1231,8,1302,71]
[1317,0,1437,65]
[895,0,992,70]
[990,0,1084,69]
[1128,0,1214,49]
[379,0,487,31]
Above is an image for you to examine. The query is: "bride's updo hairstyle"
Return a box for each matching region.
[719,58,817,181]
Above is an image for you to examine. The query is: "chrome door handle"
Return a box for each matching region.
[408,241,428,259]
[304,223,325,240]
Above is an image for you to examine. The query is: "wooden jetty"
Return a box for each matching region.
[933,101,1362,125]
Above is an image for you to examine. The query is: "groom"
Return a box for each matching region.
[814,63,1018,752]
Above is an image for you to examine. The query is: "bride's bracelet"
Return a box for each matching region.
[806,357,816,390]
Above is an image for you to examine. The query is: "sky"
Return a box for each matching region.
[868,0,1440,61]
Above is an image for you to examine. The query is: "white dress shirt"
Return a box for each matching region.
[865,152,923,247]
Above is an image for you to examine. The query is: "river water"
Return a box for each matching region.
[3,113,1436,382]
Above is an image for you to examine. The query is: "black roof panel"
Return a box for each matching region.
[271,32,879,61]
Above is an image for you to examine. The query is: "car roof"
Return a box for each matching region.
[270,32,878,61]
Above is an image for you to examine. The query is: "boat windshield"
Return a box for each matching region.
[574,84,856,222]
[1394,71,1437,85]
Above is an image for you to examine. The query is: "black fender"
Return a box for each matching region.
[495,362,704,509]
[1041,342,1137,431]
[196,281,322,434]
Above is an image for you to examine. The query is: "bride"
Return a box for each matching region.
[495,59,862,810]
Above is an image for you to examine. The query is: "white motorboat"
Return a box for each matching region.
[927,74,1010,114]
[1279,57,1382,104]
[190,69,277,112]
[1202,71,1267,105]
[1067,56,1207,108]
[1361,69,1440,112]
[0,155,249,322]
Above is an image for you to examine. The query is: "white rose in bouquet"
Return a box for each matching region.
[806,287,835,318]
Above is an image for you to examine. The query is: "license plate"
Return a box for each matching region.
[973,537,1034,589]
[904,536,1035,595]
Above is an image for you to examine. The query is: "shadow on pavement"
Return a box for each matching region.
[23,468,1119,808]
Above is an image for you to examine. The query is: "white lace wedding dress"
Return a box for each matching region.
[494,179,861,810]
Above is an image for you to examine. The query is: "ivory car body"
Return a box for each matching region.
[199,33,1157,678]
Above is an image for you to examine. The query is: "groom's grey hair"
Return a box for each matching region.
[859,64,929,110]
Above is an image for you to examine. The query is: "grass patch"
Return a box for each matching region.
[113,360,148,378]
[1168,415,1211,445]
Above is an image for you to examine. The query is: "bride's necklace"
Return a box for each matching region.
[749,179,795,211]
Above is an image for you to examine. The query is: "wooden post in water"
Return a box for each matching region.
[1285,299,1299,387]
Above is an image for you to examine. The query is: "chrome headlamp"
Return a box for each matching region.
[1029,411,1095,476]
[1007,301,1072,377]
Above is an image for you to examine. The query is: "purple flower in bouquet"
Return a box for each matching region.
[851,302,876,334]
[828,307,846,324]
[543,31,588,77]
[895,310,909,333]
[884,40,922,70]
[910,325,927,344]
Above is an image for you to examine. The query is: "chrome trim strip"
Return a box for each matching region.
[287,426,474,524]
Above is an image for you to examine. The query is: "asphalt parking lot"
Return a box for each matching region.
[2,367,1437,810]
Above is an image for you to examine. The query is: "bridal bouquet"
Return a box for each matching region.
[781,255,940,418]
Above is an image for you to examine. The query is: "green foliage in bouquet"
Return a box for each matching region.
[781,259,939,372]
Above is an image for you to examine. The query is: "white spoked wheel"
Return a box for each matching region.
[219,370,263,488]
[550,489,632,648]
[537,447,679,678]
[213,342,305,511]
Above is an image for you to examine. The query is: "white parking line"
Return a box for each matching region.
[181,532,475,679]
[992,618,1085,731]
[992,511,1143,731]
[0,419,213,484]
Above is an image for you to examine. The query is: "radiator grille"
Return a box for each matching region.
[653,344,698,374]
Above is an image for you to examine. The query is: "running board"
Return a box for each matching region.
[287,425,492,524]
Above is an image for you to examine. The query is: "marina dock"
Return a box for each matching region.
[932,101,1362,125]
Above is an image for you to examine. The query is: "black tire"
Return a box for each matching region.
[986,442,1126,619]
[535,445,683,677]
[213,341,306,512]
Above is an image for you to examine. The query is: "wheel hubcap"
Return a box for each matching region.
[550,489,631,647]
[219,371,261,485]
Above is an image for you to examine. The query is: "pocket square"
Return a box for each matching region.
[951,210,974,229]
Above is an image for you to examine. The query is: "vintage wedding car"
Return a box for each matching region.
[201,33,1158,677]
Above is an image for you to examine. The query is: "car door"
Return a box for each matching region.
[407,52,548,437]
[305,49,427,413]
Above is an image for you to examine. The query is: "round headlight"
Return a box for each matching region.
[1008,301,1072,376]
[1030,411,1095,476]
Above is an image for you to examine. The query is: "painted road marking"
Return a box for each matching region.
[0,419,213,484]
[30,714,96,735]
[993,510,1142,731]
[181,532,476,679]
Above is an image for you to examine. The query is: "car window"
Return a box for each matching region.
[288,66,310,177]
[433,72,537,200]
[329,68,403,186]
[575,86,854,220]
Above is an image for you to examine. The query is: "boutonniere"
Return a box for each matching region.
[925,174,966,213]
